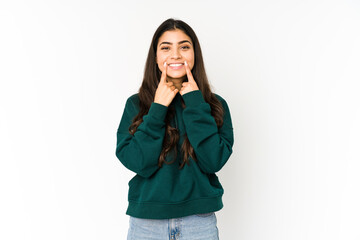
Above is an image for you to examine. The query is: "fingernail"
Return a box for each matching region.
[184,61,187,66]
[164,62,167,67]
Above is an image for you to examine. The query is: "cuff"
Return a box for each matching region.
[182,90,206,107]
[148,102,168,120]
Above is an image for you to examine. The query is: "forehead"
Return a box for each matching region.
[157,29,192,45]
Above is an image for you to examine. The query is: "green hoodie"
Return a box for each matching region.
[115,90,234,219]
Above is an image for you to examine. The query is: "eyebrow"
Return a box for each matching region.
[159,40,192,46]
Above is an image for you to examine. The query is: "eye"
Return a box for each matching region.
[160,46,170,50]
[181,45,190,49]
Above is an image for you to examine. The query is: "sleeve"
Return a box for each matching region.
[181,90,234,174]
[115,96,168,178]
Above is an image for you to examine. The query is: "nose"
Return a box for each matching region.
[170,48,182,59]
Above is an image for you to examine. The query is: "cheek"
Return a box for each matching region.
[187,59,195,70]
[157,56,167,70]
[158,63,165,73]
[185,53,195,67]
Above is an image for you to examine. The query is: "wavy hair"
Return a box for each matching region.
[129,18,224,169]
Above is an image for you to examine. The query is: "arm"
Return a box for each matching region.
[182,90,234,174]
[115,96,168,178]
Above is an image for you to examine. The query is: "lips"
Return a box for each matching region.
[168,63,183,66]
[168,63,184,70]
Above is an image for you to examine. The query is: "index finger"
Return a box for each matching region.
[160,62,168,84]
[184,61,195,83]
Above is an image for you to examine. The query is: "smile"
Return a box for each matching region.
[168,63,184,70]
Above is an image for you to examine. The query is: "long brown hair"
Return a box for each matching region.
[129,18,224,169]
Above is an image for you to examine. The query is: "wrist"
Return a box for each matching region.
[154,100,169,107]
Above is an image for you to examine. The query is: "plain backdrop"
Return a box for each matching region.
[1,0,359,239]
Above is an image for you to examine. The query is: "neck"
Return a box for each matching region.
[167,77,185,91]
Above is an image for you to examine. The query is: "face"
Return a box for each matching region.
[156,29,195,82]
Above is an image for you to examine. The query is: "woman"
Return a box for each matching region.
[116,18,234,240]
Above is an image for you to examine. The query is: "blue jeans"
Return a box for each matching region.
[127,212,219,240]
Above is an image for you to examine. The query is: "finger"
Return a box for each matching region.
[170,86,176,91]
[160,62,167,84]
[184,61,195,83]
[166,81,174,86]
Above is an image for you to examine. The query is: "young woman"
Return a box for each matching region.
[116,18,234,240]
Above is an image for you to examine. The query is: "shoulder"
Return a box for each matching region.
[212,93,233,128]
[125,93,140,105]
[214,93,225,102]
[126,93,139,103]
[212,93,232,118]
[213,93,229,109]
[124,93,140,112]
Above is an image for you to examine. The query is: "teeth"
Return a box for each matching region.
[169,63,183,67]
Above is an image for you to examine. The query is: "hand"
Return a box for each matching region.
[180,60,199,95]
[154,62,179,107]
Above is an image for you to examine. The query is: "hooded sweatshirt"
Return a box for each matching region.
[115,90,234,219]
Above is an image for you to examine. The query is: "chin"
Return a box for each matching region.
[168,72,186,79]
[169,76,186,81]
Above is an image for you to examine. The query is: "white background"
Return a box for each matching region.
[1,0,359,239]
